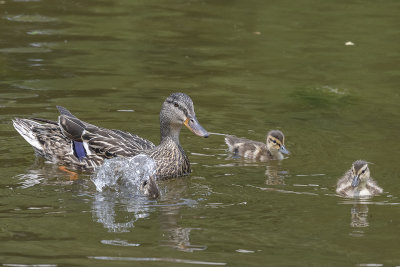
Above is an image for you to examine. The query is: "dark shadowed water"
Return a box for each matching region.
[1,0,400,266]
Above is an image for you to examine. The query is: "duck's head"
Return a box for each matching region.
[350,160,370,187]
[160,93,209,142]
[265,130,290,155]
[141,176,160,199]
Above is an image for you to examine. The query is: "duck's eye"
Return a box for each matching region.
[361,169,365,174]
[174,102,179,108]
[273,140,277,144]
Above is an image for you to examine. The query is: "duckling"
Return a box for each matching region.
[225,130,289,161]
[336,160,383,198]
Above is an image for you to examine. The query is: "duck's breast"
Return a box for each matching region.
[146,140,190,179]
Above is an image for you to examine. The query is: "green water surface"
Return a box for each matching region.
[1,0,400,266]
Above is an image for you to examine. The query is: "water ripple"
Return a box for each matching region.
[101,239,140,247]
[0,47,52,53]
[88,256,227,265]
[247,184,319,196]
[4,265,57,267]
[3,14,56,22]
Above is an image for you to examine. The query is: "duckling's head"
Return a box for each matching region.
[350,160,370,187]
[160,93,208,142]
[265,130,290,155]
[141,176,160,199]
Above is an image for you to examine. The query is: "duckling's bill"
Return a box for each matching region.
[351,175,360,187]
[280,144,290,155]
[184,117,209,138]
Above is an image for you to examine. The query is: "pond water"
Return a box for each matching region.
[1,0,400,266]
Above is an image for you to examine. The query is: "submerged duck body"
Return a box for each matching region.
[336,160,383,198]
[13,93,208,180]
[225,130,289,161]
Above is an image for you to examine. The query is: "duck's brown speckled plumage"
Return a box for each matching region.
[336,160,383,198]
[12,93,208,180]
[145,136,190,179]
[225,130,289,161]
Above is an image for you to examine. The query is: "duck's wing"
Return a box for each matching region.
[82,127,156,158]
[57,106,156,158]
[57,105,98,140]
[111,129,156,151]
[57,105,78,119]
[225,135,248,152]
[58,115,86,141]
[366,179,383,194]
[336,171,353,196]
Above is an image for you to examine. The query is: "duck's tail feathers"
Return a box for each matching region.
[12,118,44,152]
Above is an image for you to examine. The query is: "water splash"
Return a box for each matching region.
[91,155,159,232]
[91,154,157,196]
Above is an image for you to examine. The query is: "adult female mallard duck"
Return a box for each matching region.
[13,93,209,180]
[225,130,289,161]
[336,160,383,198]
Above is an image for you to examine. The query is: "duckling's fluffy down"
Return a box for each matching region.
[225,135,269,161]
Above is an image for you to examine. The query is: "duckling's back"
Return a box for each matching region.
[225,135,269,161]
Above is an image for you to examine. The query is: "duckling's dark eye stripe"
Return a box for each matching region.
[269,138,281,146]
[166,99,189,117]
[358,166,368,175]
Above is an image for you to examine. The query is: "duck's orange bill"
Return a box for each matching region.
[184,116,209,138]
[59,166,79,181]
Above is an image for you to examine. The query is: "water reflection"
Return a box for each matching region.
[348,203,370,238]
[265,161,287,185]
[159,179,207,252]
[15,158,78,188]
[222,144,289,185]
[350,204,369,228]
[16,168,44,188]
[92,177,207,253]
[161,223,206,252]
[17,156,207,250]
[16,158,156,233]
[3,14,57,23]
[340,200,371,237]
[92,191,154,233]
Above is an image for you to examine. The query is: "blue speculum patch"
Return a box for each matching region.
[73,141,86,159]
